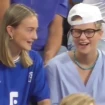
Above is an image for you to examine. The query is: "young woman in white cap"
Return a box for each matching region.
[68,0,105,51]
[46,3,105,105]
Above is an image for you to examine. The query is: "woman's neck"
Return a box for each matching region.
[75,50,98,66]
[9,42,21,61]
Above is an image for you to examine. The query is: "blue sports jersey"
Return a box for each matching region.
[0,51,50,105]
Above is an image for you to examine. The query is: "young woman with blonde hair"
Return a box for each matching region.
[0,4,50,105]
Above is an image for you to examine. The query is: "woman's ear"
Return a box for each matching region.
[98,30,103,40]
[6,25,14,38]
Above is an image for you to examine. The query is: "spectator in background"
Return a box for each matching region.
[46,3,105,105]
[0,0,69,65]
[69,0,83,6]
[0,4,50,105]
[0,0,10,25]
[60,94,95,105]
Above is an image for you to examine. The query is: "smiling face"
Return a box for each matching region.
[72,22,103,54]
[7,15,38,51]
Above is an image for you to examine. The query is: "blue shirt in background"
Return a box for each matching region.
[11,0,68,51]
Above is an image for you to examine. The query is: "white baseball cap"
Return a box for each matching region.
[67,3,105,25]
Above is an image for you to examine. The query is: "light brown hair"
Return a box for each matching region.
[0,4,37,68]
[60,94,95,105]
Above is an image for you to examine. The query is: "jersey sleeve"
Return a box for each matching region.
[45,61,62,105]
[56,0,69,18]
[30,52,50,102]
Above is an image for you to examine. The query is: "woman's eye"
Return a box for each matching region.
[86,30,94,34]
[27,28,33,32]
